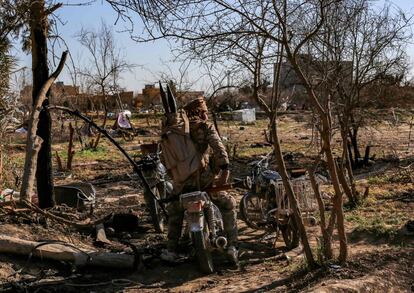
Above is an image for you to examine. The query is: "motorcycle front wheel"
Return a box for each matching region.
[143,185,165,233]
[239,193,267,230]
[192,230,214,274]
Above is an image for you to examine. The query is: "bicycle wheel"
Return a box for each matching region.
[239,193,267,230]
[192,230,214,274]
[144,186,165,233]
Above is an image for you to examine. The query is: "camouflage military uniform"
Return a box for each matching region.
[167,118,238,251]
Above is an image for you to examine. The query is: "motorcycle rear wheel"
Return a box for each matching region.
[192,231,214,274]
[281,217,300,250]
[144,185,165,233]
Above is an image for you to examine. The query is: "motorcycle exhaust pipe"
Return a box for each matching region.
[215,236,228,249]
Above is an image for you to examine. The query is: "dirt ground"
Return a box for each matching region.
[0,111,413,292]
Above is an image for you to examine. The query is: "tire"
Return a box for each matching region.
[192,231,214,274]
[239,193,267,230]
[281,217,300,250]
[144,186,165,233]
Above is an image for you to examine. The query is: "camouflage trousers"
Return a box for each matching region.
[167,190,238,251]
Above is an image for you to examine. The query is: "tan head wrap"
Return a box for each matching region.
[183,97,208,113]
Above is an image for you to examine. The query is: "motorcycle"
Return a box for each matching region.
[239,151,300,249]
[180,190,228,274]
[135,146,172,233]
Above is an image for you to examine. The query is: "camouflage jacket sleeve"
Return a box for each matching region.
[203,122,229,169]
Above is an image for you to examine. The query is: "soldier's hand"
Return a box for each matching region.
[215,169,230,187]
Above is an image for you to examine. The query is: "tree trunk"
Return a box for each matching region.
[20,51,68,203]
[0,234,135,269]
[30,0,54,208]
[349,127,361,165]
[20,135,43,201]
[321,122,348,263]
[0,146,3,185]
[363,145,370,166]
[347,141,355,169]
[337,162,355,204]
[308,165,333,260]
[341,126,358,204]
[270,117,316,268]
[345,144,358,202]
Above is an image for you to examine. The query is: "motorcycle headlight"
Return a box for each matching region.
[186,200,205,213]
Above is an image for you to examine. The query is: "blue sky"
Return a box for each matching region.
[13,0,414,94]
[15,0,175,94]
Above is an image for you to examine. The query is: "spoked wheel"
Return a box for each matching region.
[281,216,300,250]
[192,230,214,274]
[239,193,267,230]
[144,185,165,233]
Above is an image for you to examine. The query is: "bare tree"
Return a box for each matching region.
[29,0,63,209]
[3,0,67,207]
[76,20,134,149]
[306,0,412,205]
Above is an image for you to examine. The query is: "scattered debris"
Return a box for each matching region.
[329,264,342,270]
[54,182,96,210]
[0,234,136,269]
[95,223,111,245]
[114,110,132,129]
[250,142,272,148]
[233,109,256,123]
[14,127,27,134]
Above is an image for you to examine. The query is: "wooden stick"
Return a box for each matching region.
[22,200,103,229]
[55,150,63,171]
[66,122,75,170]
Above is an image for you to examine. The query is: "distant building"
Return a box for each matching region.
[135,84,204,108]
[73,91,135,111]
[20,81,79,107]
[135,84,161,107]
[20,82,206,112]
[20,82,135,112]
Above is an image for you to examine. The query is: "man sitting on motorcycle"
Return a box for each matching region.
[161,97,238,264]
